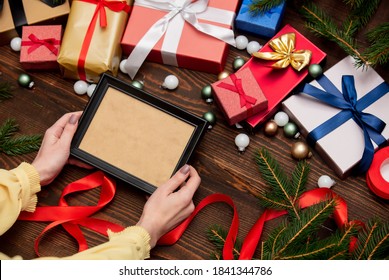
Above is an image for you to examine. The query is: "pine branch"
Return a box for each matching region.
[0,134,42,156]
[249,0,286,15]
[0,81,13,101]
[207,225,242,260]
[342,0,366,8]
[291,160,310,204]
[342,0,381,36]
[362,23,389,67]
[301,3,369,68]
[255,148,300,219]
[353,219,389,260]
[0,119,19,144]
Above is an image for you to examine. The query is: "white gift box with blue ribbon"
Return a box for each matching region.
[235,0,286,38]
[282,56,389,178]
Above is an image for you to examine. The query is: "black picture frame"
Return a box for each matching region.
[70,74,208,194]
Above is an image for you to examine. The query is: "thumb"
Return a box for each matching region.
[60,114,80,146]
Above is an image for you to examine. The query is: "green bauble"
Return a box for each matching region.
[283,122,299,138]
[232,57,245,72]
[203,111,216,129]
[201,85,213,103]
[308,64,323,78]
[131,80,144,90]
[18,73,34,89]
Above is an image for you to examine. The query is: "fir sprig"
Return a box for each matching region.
[207,225,242,260]
[249,0,286,15]
[342,0,365,8]
[363,23,389,67]
[0,81,13,101]
[0,119,42,156]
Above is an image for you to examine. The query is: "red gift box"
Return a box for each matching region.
[212,67,268,126]
[121,0,239,79]
[20,25,62,70]
[242,24,326,128]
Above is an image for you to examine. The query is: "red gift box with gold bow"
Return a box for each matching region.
[211,67,268,126]
[20,25,62,70]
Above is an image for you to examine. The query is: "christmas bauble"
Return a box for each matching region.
[119,59,128,74]
[263,120,278,137]
[233,57,245,71]
[317,175,335,188]
[291,141,310,160]
[18,73,34,88]
[203,111,216,128]
[73,80,88,95]
[235,35,249,50]
[235,133,250,152]
[274,111,289,127]
[283,122,298,138]
[162,75,179,90]
[308,64,323,78]
[201,85,213,103]
[131,80,144,90]
[10,37,22,52]
[217,71,230,80]
[87,84,96,97]
[247,41,261,54]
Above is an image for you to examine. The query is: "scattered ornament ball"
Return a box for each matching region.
[274,111,289,127]
[247,41,262,55]
[18,73,34,89]
[235,35,249,50]
[73,80,88,95]
[87,84,96,97]
[119,59,128,74]
[235,133,250,152]
[201,84,213,103]
[203,111,216,129]
[317,175,335,188]
[291,141,311,160]
[217,71,230,80]
[10,37,22,52]
[233,57,245,72]
[283,122,299,138]
[263,120,278,137]
[308,64,323,78]
[162,74,179,90]
[131,80,144,90]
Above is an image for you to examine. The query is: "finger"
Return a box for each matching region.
[158,164,191,194]
[177,166,201,198]
[59,112,82,146]
[45,112,82,139]
[68,157,94,169]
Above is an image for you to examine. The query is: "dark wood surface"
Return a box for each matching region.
[1,0,389,260]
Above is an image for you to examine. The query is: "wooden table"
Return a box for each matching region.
[1,0,388,260]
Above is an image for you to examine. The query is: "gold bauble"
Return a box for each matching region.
[291,141,310,160]
[217,71,230,80]
[263,120,278,137]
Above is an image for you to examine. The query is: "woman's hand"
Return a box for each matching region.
[32,112,91,186]
[137,165,201,248]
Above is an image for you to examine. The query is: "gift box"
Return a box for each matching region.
[282,56,389,178]
[211,68,268,125]
[57,0,132,82]
[121,0,239,79]
[0,0,69,46]
[242,24,326,128]
[20,25,61,70]
[235,0,286,38]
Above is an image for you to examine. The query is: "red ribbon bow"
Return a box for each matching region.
[217,73,258,109]
[21,34,60,55]
[77,0,132,80]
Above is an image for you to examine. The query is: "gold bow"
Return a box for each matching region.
[252,33,312,71]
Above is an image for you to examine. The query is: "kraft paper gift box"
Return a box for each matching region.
[211,67,268,126]
[0,0,69,45]
[20,25,62,70]
[235,0,286,38]
[282,56,389,179]
[242,24,326,129]
[121,0,240,79]
[57,0,132,82]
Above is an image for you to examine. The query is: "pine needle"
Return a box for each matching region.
[249,0,286,15]
[207,225,242,260]
[0,81,13,101]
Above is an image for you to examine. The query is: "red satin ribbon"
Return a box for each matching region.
[217,73,258,109]
[18,171,125,256]
[76,0,131,81]
[21,34,60,55]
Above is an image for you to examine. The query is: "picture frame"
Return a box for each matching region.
[70,74,208,194]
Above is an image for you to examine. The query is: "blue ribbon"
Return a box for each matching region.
[301,75,389,173]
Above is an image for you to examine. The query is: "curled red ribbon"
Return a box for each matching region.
[76,0,131,81]
[18,171,124,256]
[217,73,258,109]
[21,34,60,55]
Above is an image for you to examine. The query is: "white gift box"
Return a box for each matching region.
[282,56,389,178]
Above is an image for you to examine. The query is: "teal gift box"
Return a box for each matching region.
[235,0,286,38]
